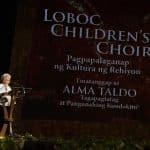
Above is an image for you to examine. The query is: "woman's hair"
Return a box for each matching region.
[0,73,11,82]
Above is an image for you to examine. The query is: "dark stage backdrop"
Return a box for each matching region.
[10,0,150,137]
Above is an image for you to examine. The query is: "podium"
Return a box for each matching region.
[0,87,31,137]
[0,94,16,137]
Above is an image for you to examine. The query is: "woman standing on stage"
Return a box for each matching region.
[0,73,12,106]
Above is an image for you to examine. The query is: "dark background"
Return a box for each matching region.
[0,0,149,75]
[1,0,150,137]
[0,1,19,75]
